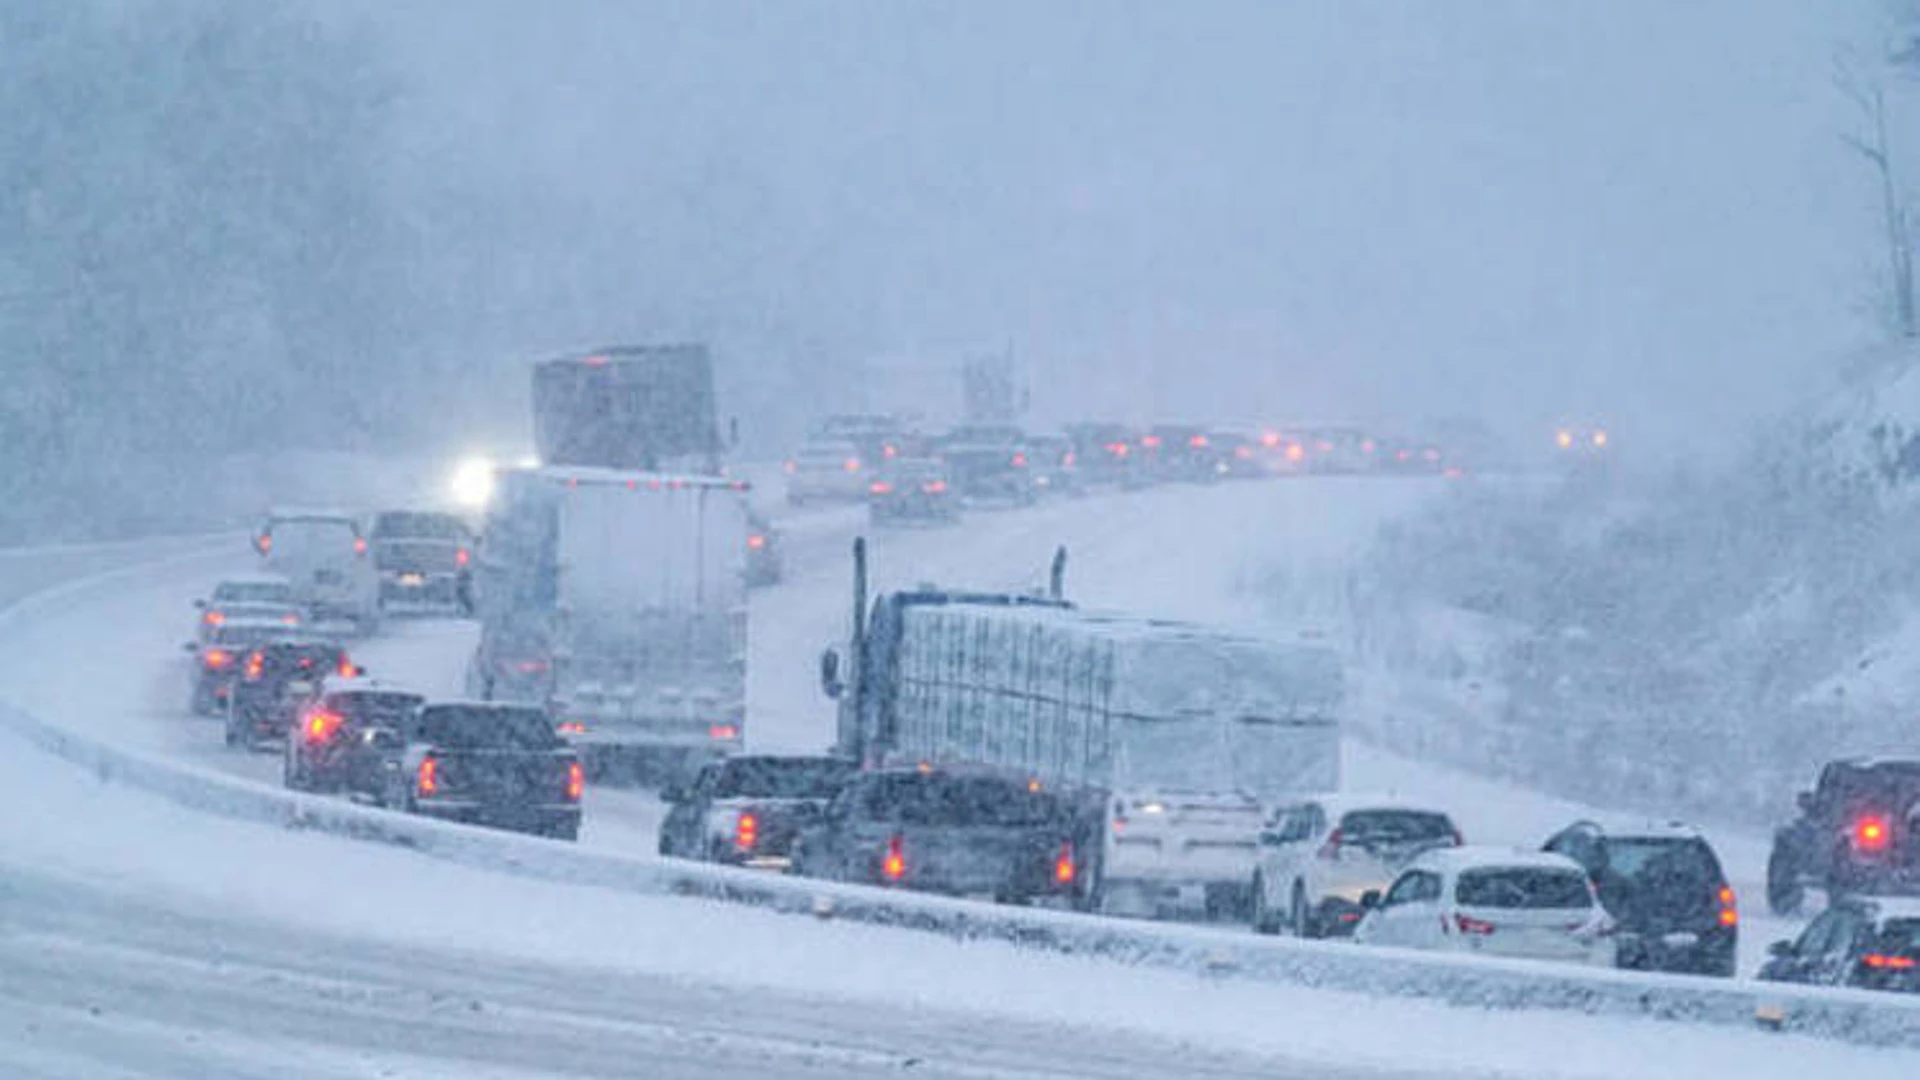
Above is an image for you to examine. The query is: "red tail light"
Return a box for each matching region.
[455,547,470,567]
[1854,815,1892,852]
[1716,885,1739,928]
[843,457,861,473]
[1054,843,1076,885]
[303,709,343,744]
[556,720,586,736]
[1863,953,1917,970]
[1011,452,1028,467]
[565,761,585,801]
[1188,434,1208,448]
[1317,827,1344,859]
[736,812,758,852]
[1285,444,1306,462]
[1235,446,1253,459]
[203,610,226,626]
[869,480,894,495]
[746,533,767,550]
[923,480,948,494]
[883,443,898,459]
[882,836,906,882]
[782,459,797,474]
[337,656,355,678]
[203,648,232,670]
[708,723,739,741]
[1453,913,1496,936]
[353,537,368,556]
[281,612,300,626]
[1260,431,1281,448]
[244,651,265,679]
[255,534,272,555]
[1140,435,1162,448]
[416,756,439,796]
[581,353,610,367]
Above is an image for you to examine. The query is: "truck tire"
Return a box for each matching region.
[1766,844,1805,916]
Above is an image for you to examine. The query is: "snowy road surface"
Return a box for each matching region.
[4,479,1918,1077]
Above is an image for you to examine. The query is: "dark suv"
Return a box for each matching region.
[384,701,584,841]
[1543,820,1738,976]
[792,767,1083,905]
[225,640,356,750]
[1767,759,1920,914]
[1759,895,1920,996]
[367,510,472,613]
[283,682,424,797]
[658,755,856,869]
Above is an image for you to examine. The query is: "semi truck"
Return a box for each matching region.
[819,541,1343,918]
[532,345,724,474]
[468,467,749,779]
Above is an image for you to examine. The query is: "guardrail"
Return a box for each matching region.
[4,700,1918,1051]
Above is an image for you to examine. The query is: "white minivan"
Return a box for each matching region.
[1354,847,1615,968]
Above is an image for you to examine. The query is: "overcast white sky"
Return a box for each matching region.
[360,1,1883,454]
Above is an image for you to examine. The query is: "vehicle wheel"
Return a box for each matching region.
[1291,882,1319,940]
[1766,846,1804,916]
[1251,874,1281,935]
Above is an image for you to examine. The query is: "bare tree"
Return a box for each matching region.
[1837,47,1916,338]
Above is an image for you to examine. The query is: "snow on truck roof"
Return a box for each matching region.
[511,466,749,491]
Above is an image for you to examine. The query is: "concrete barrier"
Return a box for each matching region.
[4,699,1918,1050]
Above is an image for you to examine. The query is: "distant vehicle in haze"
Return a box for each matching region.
[1023,433,1080,495]
[1205,431,1264,479]
[253,509,380,636]
[1355,848,1615,968]
[658,754,857,869]
[532,344,724,474]
[366,510,472,614]
[1543,819,1738,976]
[785,437,875,505]
[1552,422,1611,457]
[1062,422,1139,487]
[938,425,1035,504]
[193,574,302,644]
[184,619,301,715]
[744,511,782,588]
[1253,796,1463,938]
[383,701,585,841]
[1768,759,1920,915]
[867,458,960,525]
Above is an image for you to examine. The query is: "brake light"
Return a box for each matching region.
[1454,913,1496,936]
[556,720,587,736]
[1285,444,1305,462]
[455,547,470,567]
[566,761,585,801]
[1317,827,1344,859]
[736,812,758,852]
[1260,431,1281,448]
[922,480,947,494]
[782,459,797,474]
[581,354,610,367]
[203,648,231,669]
[882,836,906,881]
[1717,885,1739,928]
[1188,434,1208,448]
[1235,446,1253,459]
[869,480,893,495]
[1011,452,1028,467]
[1863,953,1918,970]
[245,651,264,679]
[843,457,861,473]
[1054,843,1076,885]
[1361,439,1376,453]
[255,534,272,555]
[337,656,355,678]
[303,709,343,744]
[203,610,226,626]
[1854,815,1892,852]
[708,723,739,741]
[883,443,898,459]
[281,612,300,626]
[354,537,368,556]
[746,533,767,550]
[1140,435,1162,448]
[416,756,439,796]
[513,659,549,675]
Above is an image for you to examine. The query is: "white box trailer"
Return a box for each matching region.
[825,543,1341,917]
[471,467,749,775]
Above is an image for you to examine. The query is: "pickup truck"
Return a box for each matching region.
[384,701,585,841]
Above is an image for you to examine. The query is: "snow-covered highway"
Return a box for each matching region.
[3,478,1918,1078]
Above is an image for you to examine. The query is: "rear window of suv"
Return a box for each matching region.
[1339,810,1458,846]
[714,759,854,799]
[415,706,560,750]
[1456,867,1593,909]
[372,512,467,540]
[861,775,1067,827]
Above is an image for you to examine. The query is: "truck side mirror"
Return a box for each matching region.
[820,648,843,699]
